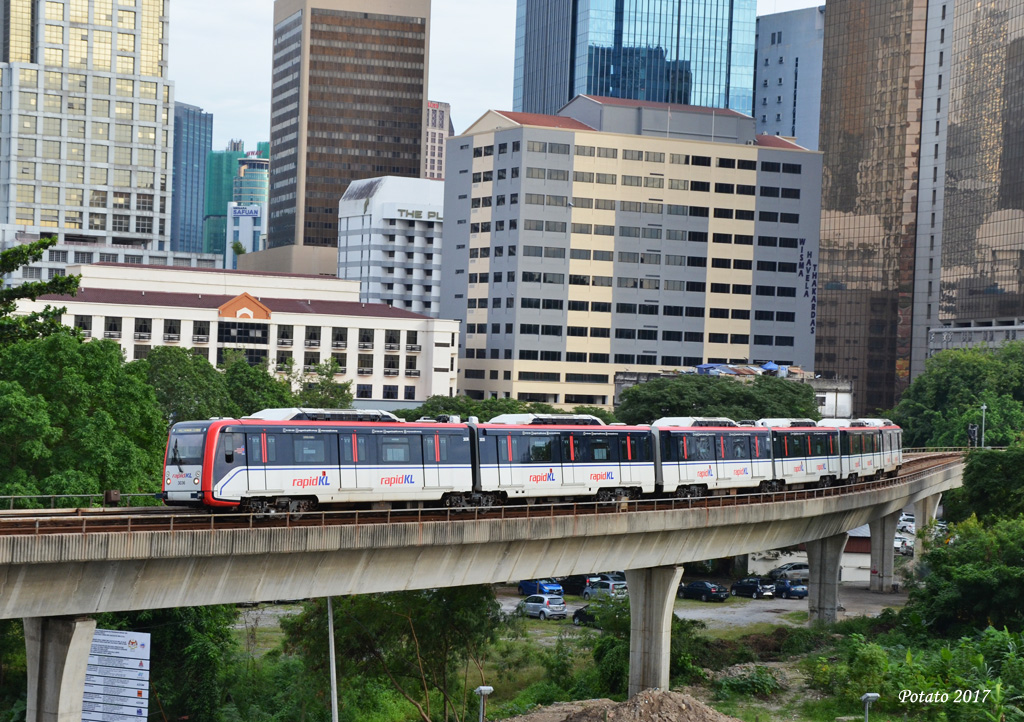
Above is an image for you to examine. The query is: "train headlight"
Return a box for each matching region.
[165,477,171,487]
[193,472,201,485]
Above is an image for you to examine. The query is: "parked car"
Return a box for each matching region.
[768,562,809,582]
[518,594,567,620]
[897,521,916,534]
[774,579,808,599]
[572,604,597,627]
[594,571,626,583]
[559,574,602,596]
[894,535,912,551]
[730,577,775,599]
[900,538,915,556]
[677,581,729,602]
[583,580,628,600]
[518,579,563,596]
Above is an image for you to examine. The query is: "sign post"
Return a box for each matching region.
[82,629,151,721]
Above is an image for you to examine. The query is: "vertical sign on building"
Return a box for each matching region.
[82,629,151,721]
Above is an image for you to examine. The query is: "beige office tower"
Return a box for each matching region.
[441,97,823,407]
[0,0,200,283]
[268,0,430,254]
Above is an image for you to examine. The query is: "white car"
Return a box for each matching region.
[898,521,916,534]
[894,534,912,550]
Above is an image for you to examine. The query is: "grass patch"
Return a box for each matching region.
[704,621,786,641]
[782,610,810,624]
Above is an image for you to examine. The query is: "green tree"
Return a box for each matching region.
[0,335,165,498]
[943,446,1024,523]
[221,351,294,416]
[891,344,1024,447]
[294,358,354,409]
[129,345,240,423]
[283,586,505,722]
[0,237,80,345]
[616,374,819,425]
[906,515,1024,635]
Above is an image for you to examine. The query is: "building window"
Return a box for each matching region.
[356,384,372,399]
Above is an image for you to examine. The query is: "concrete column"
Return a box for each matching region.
[913,493,942,562]
[868,511,900,591]
[24,616,96,722]
[625,565,685,697]
[806,533,848,623]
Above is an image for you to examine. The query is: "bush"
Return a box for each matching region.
[592,635,630,695]
[713,666,783,699]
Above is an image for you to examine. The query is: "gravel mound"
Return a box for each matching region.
[501,689,742,722]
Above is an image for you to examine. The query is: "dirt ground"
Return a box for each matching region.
[501,689,743,722]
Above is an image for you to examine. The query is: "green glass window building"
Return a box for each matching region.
[513,0,755,116]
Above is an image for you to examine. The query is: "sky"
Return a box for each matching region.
[169,0,823,151]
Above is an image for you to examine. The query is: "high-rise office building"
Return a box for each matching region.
[268,0,430,252]
[202,140,246,255]
[422,100,452,180]
[0,0,185,282]
[815,0,928,414]
[441,97,822,406]
[171,103,213,254]
[513,0,755,117]
[338,176,443,316]
[753,6,824,150]
[233,144,270,206]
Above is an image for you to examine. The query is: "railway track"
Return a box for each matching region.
[0,453,962,537]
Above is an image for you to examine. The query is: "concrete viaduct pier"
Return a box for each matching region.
[1,461,961,719]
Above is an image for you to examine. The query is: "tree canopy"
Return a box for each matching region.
[0,237,80,345]
[891,343,1024,447]
[615,374,819,425]
[0,334,166,499]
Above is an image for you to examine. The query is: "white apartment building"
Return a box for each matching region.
[338,176,443,317]
[0,0,221,283]
[19,264,460,407]
[224,202,267,270]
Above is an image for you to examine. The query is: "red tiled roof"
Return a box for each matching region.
[90,263,336,281]
[493,111,594,130]
[37,288,433,320]
[579,95,750,119]
[755,134,807,150]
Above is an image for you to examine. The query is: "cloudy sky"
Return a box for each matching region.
[169,0,822,150]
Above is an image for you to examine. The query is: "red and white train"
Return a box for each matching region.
[162,409,903,513]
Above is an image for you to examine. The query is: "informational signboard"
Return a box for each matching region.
[82,629,151,721]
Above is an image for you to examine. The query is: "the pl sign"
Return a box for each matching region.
[82,629,151,721]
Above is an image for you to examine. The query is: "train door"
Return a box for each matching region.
[495,433,518,489]
[245,432,266,493]
[212,430,249,500]
[561,433,583,487]
[340,432,371,489]
[618,433,646,486]
[809,432,832,481]
[423,432,442,488]
[585,433,618,487]
[751,432,772,482]
[718,433,754,490]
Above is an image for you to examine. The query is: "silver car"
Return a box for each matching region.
[520,594,567,620]
[583,580,628,600]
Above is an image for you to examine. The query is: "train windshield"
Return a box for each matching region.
[166,426,206,468]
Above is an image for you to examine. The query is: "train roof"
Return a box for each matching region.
[486,413,605,426]
[245,408,403,422]
[651,417,739,428]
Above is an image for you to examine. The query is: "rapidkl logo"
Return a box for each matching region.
[381,473,415,486]
[815,463,827,471]
[293,471,329,488]
[793,464,804,472]
[529,469,556,483]
[733,467,749,477]
[696,466,714,479]
[590,471,615,481]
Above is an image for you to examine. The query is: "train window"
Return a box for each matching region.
[590,437,612,461]
[217,432,246,465]
[265,434,287,464]
[690,434,715,461]
[722,434,750,460]
[340,434,367,464]
[753,434,772,459]
[810,434,829,457]
[635,435,653,461]
[294,435,329,465]
[846,433,862,454]
[245,434,263,464]
[167,430,205,466]
[780,433,807,458]
[424,434,447,463]
[380,436,412,463]
[528,436,555,462]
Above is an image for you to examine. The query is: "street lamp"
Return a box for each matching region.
[474,686,494,722]
[861,692,880,722]
[981,404,987,448]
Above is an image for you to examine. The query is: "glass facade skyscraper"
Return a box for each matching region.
[815,0,928,414]
[171,103,213,254]
[513,0,755,116]
[202,141,246,256]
